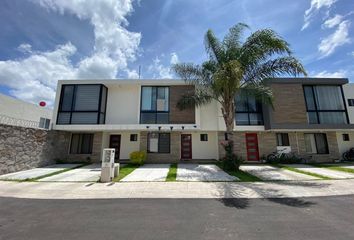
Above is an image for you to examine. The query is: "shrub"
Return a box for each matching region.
[129,151,147,165]
[220,140,244,171]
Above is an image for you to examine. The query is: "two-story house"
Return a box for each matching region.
[52,78,354,163]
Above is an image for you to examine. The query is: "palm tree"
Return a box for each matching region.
[173,23,306,137]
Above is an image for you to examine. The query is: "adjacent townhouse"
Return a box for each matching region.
[51,78,354,163]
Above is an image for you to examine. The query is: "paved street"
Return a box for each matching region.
[1,195,354,240]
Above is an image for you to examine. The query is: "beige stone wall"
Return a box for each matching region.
[217,131,340,163]
[140,131,180,163]
[271,83,308,124]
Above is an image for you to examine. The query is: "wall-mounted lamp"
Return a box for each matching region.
[158,126,161,131]
[170,126,173,131]
[182,126,185,130]
[146,126,149,129]
[193,125,197,128]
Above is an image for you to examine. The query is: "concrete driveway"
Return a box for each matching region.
[177,164,237,181]
[0,164,81,181]
[120,164,170,182]
[39,164,101,182]
[285,164,354,179]
[240,165,320,181]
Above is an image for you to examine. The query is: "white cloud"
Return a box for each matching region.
[302,0,337,30]
[148,57,174,79]
[170,52,179,65]
[0,0,141,105]
[318,20,351,58]
[125,69,140,79]
[313,70,347,78]
[322,14,343,28]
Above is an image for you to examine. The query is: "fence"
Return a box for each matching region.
[0,114,49,130]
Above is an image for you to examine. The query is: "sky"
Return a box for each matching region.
[0,0,353,107]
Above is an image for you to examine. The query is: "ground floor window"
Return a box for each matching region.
[70,133,94,154]
[276,133,289,146]
[147,132,170,153]
[343,133,350,141]
[200,134,208,141]
[304,133,329,154]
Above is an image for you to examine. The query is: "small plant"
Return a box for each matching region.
[220,140,244,171]
[129,151,147,165]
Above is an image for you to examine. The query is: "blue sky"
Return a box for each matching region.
[0,0,353,105]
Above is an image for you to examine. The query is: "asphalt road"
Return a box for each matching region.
[1,195,354,240]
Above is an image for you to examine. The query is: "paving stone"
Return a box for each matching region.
[177,164,237,181]
[121,164,170,182]
[0,164,80,180]
[240,165,319,181]
[285,164,354,179]
[39,164,101,182]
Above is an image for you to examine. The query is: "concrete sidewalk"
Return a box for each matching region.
[1,179,354,199]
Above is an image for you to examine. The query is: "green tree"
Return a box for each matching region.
[172,23,306,168]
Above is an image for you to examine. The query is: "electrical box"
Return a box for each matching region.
[101,148,115,182]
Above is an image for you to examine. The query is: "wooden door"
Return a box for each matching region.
[245,133,259,161]
[181,134,192,159]
[109,135,121,160]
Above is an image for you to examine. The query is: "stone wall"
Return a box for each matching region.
[0,124,71,175]
[169,85,196,124]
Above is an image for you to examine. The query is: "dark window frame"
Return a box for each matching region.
[235,92,263,126]
[348,99,354,106]
[57,84,108,125]
[303,85,348,124]
[130,134,138,142]
[147,132,171,153]
[200,134,208,141]
[343,133,350,141]
[140,86,170,124]
[276,133,290,146]
[70,133,94,154]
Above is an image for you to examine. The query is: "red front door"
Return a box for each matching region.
[245,133,259,161]
[181,134,192,159]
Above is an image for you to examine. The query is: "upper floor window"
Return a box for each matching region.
[57,84,107,125]
[235,91,263,125]
[140,86,169,124]
[303,85,347,124]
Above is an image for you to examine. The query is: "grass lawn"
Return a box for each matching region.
[113,163,140,182]
[311,164,354,174]
[273,164,331,180]
[216,163,261,182]
[166,163,177,181]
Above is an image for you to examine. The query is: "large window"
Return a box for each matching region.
[304,133,329,154]
[70,133,94,154]
[147,132,170,153]
[303,85,347,124]
[235,91,263,125]
[57,84,107,124]
[140,86,169,124]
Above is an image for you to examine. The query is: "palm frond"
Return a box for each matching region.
[241,83,274,107]
[172,63,205,85]
[204,29,225,64]
[243,56,307,84]
[176,91,213,110]
[223,23,249,59]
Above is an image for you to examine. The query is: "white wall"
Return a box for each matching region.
[336,131,354,157]
[105,85,140,124]
[343,83,354,123]
[198,100,219,131]
[189,131,219,159]
[0,94,52,122]
[101,132,140,159]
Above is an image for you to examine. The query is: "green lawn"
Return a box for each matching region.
[216,163,261,182]
[113,164,140,182]
[273,164,331,180]
[166,163,177,181]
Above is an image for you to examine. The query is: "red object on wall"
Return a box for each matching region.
[39,101,46,107]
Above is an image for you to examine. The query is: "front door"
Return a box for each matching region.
[245,133,259,161]
[181,134,192,159]
[109,135,121,160]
